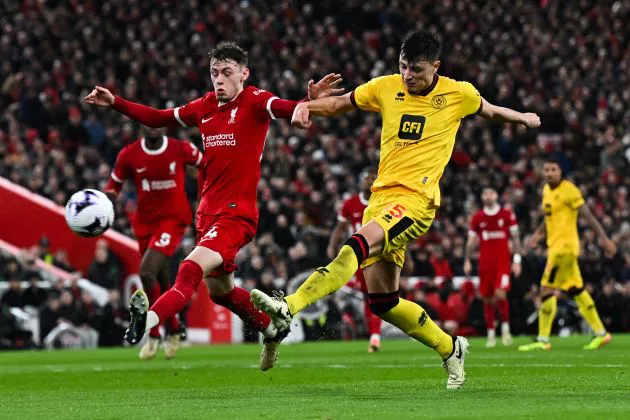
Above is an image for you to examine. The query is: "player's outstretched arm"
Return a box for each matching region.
[463,233,478,275]
[84,86,178,128]
[327,219,350,259]
[579,204,617,256]
[478,98,541,128]
[527,221,546,249]
[292,93,355,128]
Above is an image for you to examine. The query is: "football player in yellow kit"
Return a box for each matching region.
[519,158,616,352]
[251,31,540,389]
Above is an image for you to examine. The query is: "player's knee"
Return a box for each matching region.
[566,287,584,297]
[139,270,158,289]
[368,291,399,315]
[344,234,370,264]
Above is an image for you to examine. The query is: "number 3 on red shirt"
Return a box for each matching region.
[389,204,406,218]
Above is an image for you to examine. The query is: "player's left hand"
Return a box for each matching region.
[600,237,617,258]
[308,73,345,100]
[292,102,312,129]
[521,113,541,128]
[512,262,522,277]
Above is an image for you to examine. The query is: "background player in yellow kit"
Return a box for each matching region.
[251,30,540,389]
[519,158,616,352]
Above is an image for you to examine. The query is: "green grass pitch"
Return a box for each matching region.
[0,335,628,419]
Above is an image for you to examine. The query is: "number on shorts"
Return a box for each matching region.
[389,204,406,219]
[156,232,171,247]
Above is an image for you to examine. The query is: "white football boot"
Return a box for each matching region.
[251,290,292,371]
[486,329,497,348]
[164,334,181,360]
[139,337,160,360]
[501,322,513,346]
[443,336,470,390]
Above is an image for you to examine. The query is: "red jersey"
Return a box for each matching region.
[173,86,287,222]
[469,206,518,269]
[106,136,201,225]
[338,193,369,232]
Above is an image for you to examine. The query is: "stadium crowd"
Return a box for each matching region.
[1,0,629,343]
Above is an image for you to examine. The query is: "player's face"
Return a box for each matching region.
[399,57,440,94]
[543,163,562,185]
[210,59,250,103]
[481,188,498,208]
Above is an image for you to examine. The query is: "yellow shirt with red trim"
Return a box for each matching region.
[351,74,481,206]
[542,180,585,255]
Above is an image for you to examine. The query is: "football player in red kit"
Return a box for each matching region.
[85,41,343,370]
[327,168,384,352]
[104,127,201,360]
[464,187,522,347]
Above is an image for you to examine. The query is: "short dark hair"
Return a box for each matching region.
[544,156,562,167]
[400,31,441,63]
[208,41,248,66]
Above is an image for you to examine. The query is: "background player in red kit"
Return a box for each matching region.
[464,187,522,347]
[104,127,201,360]
[85,41,343,370]
[327,168,383,352]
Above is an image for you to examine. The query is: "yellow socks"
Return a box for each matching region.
[538,294,557,341]
[574,290,606,336]
[286,244,361,315]
[378,297,453,359]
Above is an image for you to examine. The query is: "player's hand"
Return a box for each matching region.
[292,102,312,129]
[600,237,617,258]
[521,113,541,129]
[327,245,336,260]
[527,233,540,250]
[463,259,472,276]
[308,73,345,100]
[512,262,522,277]
[84,86,115,107]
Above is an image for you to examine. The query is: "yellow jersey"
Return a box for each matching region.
[542,180,585,255]
[351,74,481,206]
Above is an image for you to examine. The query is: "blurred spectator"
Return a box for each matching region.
[1,277,24,308]
[87,240,122,291]
[22,273,47,308]
[98,290,127,347]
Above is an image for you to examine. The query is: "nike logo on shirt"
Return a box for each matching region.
[136,167,147,173]
[201,116,213,123]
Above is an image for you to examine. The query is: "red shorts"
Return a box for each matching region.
[196,213,256,278]
[478,267,511,298]
[134,219,187,257]
[352,269,368,293]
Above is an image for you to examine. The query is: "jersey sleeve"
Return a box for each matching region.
[173,96,206,127]
[350,77,384,112]
[468,212,480,237]
[248,88,300,121]
[507,209,519,233]
[457,81,482,118]
[566,183,585,210]
[179,140,203,167]
[105,147,129,194]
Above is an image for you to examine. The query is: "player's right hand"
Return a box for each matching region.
[84,86,115,107]
[327,245,336,260]
[463,259,472,276]
[600,237,617,258]
[521,112,541,128]
[291,102,312,129]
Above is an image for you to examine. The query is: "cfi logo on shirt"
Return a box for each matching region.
[169,161,176,175]
[142,179,150,192]
[228,107,238,124]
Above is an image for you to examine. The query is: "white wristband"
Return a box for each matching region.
[513,254,522,264]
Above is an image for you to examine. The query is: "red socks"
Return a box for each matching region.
[483,302,496,330]
[150,260,203,325]
[211,287,271,332]
[497,298,510,324]
[147,282,162,338]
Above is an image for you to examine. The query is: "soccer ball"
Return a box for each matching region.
[65,189,115,237]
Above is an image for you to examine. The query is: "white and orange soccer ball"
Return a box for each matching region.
[65,189,114,237]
